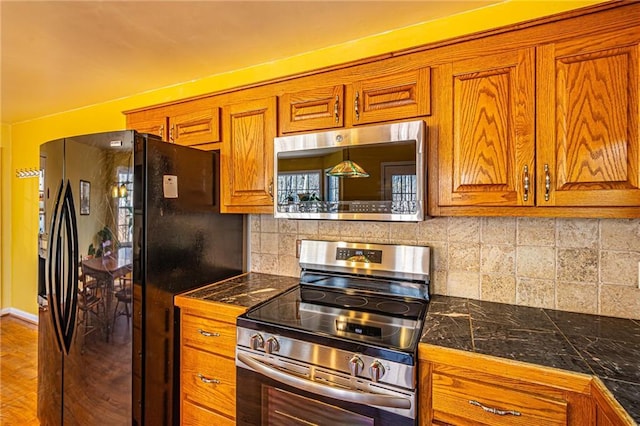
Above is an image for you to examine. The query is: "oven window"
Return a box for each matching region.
[264,387,374,425]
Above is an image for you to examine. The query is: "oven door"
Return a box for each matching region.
[236,349,416,425]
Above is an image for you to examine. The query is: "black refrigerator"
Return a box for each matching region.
[37,130,245,426]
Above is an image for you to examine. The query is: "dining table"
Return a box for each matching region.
[81,247,132,340]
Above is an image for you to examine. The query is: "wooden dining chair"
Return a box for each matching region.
[77,265,106,349]
[112,276,132,333]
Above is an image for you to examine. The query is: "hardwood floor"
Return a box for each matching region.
[0,314,39,425]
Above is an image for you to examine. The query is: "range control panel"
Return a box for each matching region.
[336,247,383,264]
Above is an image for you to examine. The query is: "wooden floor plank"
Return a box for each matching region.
[0,315,39,425]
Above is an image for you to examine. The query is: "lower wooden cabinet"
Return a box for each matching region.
[418,344,632,426]
[181,400,236,426]
[591,379,635,426]
[175,296,246,425]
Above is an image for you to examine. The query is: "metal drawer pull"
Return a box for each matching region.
[469,400,521,416]
[334,95,340,123]
[198,329,220,337]
[197,373,220,384]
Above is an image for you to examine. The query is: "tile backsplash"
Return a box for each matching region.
[249,216,640,320]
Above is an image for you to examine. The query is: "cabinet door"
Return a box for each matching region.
[126,109,168,140]
[169,103,221,150]
[279,84,344,133]
[438,48,535,207]
[537,28,640,207]
[221,96,277,213]
[347,68,431,125]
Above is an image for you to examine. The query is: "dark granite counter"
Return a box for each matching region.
[182,272,299,308]
[421,295,640,424]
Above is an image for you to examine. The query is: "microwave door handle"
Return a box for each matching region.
[237,353,411,409]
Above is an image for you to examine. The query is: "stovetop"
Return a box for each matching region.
[243,285,427,352]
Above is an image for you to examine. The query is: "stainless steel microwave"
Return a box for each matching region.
[273,120,425,221]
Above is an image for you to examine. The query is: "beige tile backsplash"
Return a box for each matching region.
[249,216,640,320]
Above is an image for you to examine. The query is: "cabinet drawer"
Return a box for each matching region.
[182,347,236,419]
[182,399,235,426]
[171,106,220,148]
[181,313,236,356]
[279,84,344,133]
[432,372,568,425]
[347,67,431,125]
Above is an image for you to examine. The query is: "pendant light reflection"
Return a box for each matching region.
[326,149,369,178]
[111,183,129,198]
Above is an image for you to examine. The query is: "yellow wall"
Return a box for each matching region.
[1,123,11,310]
[3,0,607,316]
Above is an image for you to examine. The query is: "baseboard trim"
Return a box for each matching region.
[0,308,38,324]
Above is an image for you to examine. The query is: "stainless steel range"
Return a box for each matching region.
[236,240,430,425]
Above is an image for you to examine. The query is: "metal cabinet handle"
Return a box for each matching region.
[469,400,521,417]
[169,125,175,143]
[354,91,360,121]
[268,179,274,199]
[198,328,220,337]
[523,165,530,202]
[197,373,220,384]
[544,164,551,201]
[158,125,164,138]
[334,95,340,123]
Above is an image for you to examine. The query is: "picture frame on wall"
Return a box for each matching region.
[80,180,90,215]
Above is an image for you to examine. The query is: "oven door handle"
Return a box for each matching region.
[237,352,412,409]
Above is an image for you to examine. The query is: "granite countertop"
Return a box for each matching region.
[183,272,300,308]
[421,295,640,424]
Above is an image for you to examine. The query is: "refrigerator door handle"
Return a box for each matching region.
[60,182,79,352]
[47,180,65,353]
[46,180,80,355]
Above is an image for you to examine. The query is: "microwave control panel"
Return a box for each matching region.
[348,201,391,213]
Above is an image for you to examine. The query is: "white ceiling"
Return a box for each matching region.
[0,0,501,124]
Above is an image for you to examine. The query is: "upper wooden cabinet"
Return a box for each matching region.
[221,96,277,213]
[437,27,640,212]
[346,68,431,126]
[126,108,168,140]
[537,28,640,207]
[126,97,221,151]
[279,84,344,133]
[438,48,535,207]
[279,68,431,134]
